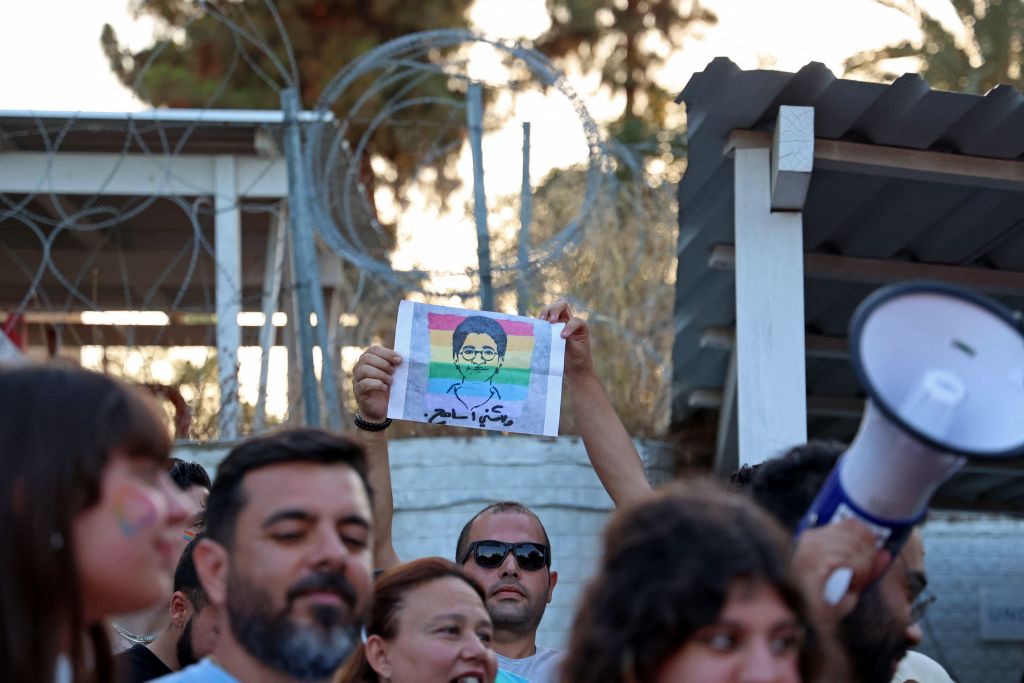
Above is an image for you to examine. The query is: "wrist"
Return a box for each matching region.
[354,412,392,431]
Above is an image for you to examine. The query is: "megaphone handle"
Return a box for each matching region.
[823,567,854,606]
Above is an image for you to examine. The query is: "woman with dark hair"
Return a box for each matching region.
[335,557,498,683]
[561,481,820,683]
[0,365,188,682]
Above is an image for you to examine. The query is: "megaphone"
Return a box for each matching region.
[798,281,1024,603]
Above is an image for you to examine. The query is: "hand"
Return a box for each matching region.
[352,345,402,422]
[792,519,891,623]
[538,299,595,376]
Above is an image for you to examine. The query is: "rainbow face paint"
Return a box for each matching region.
[113,487,159,538]
[182,528,198,543]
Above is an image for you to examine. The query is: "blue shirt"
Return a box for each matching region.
[153,659,238,683]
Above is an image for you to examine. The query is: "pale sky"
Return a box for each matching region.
[0,0,957,112]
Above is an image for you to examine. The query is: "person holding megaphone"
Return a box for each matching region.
[734,280,1024,682]
[735,442,933,683]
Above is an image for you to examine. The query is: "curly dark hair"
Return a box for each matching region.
[736,440,847,533]
[560,480,820,683]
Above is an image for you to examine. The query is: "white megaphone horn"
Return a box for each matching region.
[798,281,1024,604]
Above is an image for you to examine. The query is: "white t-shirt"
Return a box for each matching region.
[891,651,955,683]
[496,647,564,683]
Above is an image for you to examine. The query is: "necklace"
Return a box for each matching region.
[111,621,158,645]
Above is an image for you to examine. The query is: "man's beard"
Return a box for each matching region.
[225,569,361,682]
[486,578,546,635]
[176,617,198,668]
[840,588,909,683]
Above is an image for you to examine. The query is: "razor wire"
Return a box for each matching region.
[0,1,674,438]
[303,29,618,295]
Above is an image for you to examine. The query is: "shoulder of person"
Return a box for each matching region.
[892,651,955,683]
[151,658,239,683]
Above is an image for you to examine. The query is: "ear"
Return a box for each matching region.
[546,569,558,603]
[193,538,229,608]
[168,591,192,629]
[364,635,392,679]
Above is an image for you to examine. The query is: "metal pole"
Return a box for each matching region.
[517,121,532,315]
[467,82,493,311]
[281,87,321,426]
[312,259,343,432]
[281,89,343,431]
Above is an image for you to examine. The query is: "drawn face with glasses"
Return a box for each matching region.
[455,333,503,382]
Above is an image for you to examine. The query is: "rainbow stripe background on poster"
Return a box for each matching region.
[425,312,535,425]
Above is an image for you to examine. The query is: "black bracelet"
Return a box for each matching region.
[354,412,392,432]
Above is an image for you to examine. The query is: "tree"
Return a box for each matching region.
[103,0,472,107]
[844,0,1024,93]
[101,0,475,223]
[535,0,716,151]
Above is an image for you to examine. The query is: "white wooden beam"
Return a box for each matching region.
[771,106,814,211]
[0,152,288,197]
[214,155,241,439]
[733,147,808,466]
[710,244,1024,298]
[726,130,1024,193]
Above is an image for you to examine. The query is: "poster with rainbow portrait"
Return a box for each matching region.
[387,300,566,436]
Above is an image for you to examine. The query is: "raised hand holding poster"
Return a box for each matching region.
[387,301,566,436]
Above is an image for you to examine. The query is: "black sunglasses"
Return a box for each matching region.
[460,540,551,571]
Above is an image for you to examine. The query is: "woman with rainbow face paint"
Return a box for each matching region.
[0,365,188,683]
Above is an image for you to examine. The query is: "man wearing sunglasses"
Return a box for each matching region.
[454,503,560,682]
[352,301,649,683]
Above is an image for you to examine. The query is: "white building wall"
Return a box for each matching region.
[916,512,1024,683]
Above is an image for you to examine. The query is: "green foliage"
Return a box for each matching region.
[101,0,474,213]
[844,0,1024,93]
[536,0,716,150]
[102,0,472,107]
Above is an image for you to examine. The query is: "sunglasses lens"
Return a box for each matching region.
[474,542,509,568]
[514,543,547,571]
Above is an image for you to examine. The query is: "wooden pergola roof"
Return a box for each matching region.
[672,58,1024,513]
